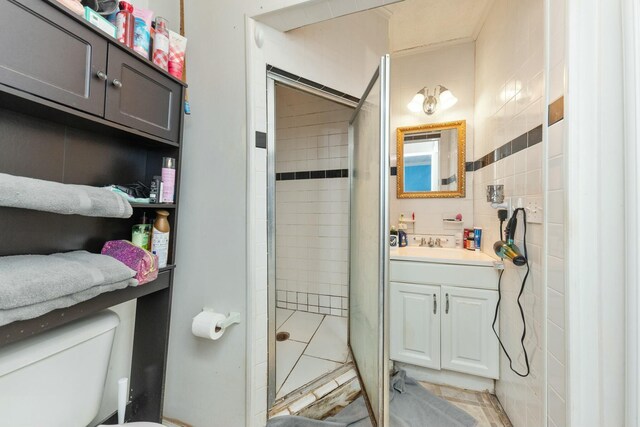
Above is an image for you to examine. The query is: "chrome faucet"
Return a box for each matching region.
[419,237,427,247]
[435,238,442,247]
[428,237,435,247]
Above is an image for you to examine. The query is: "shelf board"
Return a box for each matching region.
[0,83,180,149]
[130,203,177,209]
[0,268,174,347]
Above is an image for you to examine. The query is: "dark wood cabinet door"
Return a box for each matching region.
[105,45,181,143]
[0,0,108,116]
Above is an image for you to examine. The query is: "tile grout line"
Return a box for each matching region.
[277,313,326,399]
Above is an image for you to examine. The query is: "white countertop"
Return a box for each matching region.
[390,246,497,267]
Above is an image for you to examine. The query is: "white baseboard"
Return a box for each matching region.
[395,362,495,393]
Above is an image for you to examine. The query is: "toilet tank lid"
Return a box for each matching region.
[0,310,120,377]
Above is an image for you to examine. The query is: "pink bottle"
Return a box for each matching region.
[152,17,170,71]
[161,157,176,203]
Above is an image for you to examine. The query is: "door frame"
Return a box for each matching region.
[565,0,628,425]
[347,54,391,427]
[265,72,358,409]
[622,0,640,425]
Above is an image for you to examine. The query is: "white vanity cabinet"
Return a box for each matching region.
[390,282,441,369]
[389,252,500,381]
[440,286,499,379]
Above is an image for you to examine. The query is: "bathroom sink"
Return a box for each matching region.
[390,246,496,267]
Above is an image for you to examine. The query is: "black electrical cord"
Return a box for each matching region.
[491,207,531,378]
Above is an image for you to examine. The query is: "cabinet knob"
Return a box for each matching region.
[96,71,107,81]
[433,294,437,314]
[112,79,123,89]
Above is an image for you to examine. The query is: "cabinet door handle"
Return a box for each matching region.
[96,71,107,81]
[445,293,450,314]
[112,79,123,88]
[433,294,437,314]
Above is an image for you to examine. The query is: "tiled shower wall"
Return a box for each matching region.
[473,0,545,426]
[275,86,353,317]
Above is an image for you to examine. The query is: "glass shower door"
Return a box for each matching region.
[348,54,390,427]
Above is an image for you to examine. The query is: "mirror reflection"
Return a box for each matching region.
[396,120,466,198]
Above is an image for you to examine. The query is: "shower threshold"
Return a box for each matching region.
[269,363,361,419]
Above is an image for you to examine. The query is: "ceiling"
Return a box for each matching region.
[386,0,494,53]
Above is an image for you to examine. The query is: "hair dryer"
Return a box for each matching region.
[493,209,527,266]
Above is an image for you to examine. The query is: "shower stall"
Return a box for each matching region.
[266,56,390,423]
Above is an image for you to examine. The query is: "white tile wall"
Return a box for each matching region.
[389,43,476,236]
[473,0,545,426]
[275,86,351,316]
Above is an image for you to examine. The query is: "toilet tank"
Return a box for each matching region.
[0,310,120,427]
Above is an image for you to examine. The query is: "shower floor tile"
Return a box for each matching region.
[277,355,341,399]
[278,311,324,343]
[276,339,306,391]
[276,308,295,329]
[275,311,349,400]
[303,316,348,363]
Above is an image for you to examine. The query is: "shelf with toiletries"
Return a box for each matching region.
[46,0,188,88]
[0,0,186,146]
[0,268,173,347]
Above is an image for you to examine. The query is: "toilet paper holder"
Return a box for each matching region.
[202,307,241,332]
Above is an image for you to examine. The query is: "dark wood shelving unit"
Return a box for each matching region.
[0,0,185,423]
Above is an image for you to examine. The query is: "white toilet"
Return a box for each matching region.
[0,310,164,427]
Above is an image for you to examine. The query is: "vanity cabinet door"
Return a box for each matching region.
[390,282,440,369]
[441,286,499,379]
[0,0,108,116]
[105,44,182,142]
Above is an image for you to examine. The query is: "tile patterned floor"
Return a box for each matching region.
[419,382,513,427]
[276,309,348,399]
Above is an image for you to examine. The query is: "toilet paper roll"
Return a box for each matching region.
[192,311,227,340]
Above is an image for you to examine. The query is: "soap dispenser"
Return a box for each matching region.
[398,229,408,247]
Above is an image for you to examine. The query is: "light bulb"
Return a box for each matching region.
[407,92,425,113]
[438,87,458,110]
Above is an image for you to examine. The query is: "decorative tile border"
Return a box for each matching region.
[267,65,360,105]
[390,124,544,176]
[276,169,348,181]
[276,290,347,317]
[548,96,564,126]
[471,124,543,171]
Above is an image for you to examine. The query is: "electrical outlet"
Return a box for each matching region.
[525,198,543,223]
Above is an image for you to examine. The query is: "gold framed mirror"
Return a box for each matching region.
[396,120,466,198]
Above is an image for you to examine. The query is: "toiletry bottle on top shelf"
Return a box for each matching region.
[116,1,134,48]
[152,17,170,71]
[151,210,170,268]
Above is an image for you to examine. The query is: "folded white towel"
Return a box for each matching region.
[0,173,132,218]
[0,251,136,309]
[0,278,137,327]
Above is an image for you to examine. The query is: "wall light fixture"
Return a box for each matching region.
[407,85,458,115]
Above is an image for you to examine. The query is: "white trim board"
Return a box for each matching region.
[623,0,640,425]
[565,0,626,425]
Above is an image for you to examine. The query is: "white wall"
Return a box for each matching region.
[473,0,545,426]
[275,86,352,317]
[162,2,251,426]
[389,42,475,236]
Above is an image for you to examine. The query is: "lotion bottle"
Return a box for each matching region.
[151,210,170,268]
